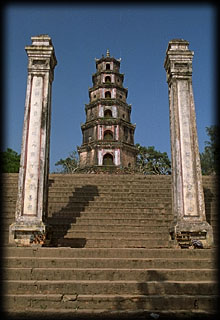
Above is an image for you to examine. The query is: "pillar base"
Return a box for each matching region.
[9,221,50,247]
[170,220,213,249]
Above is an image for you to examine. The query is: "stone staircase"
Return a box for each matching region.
[47,174,173,248]
[1,173,218,318]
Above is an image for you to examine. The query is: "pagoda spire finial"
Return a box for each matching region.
[106,49,110,57]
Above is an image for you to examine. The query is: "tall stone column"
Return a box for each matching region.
[9,35,57,246]
[164,39,213,248]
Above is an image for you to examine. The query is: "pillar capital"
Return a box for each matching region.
[166,38,189,50]
[164,39,193,83]
[24,35,57,82]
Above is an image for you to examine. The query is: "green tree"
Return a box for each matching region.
[55,151,79,173]
[0,148,20,173]
[200,125,219,175]
[136,144,171,175]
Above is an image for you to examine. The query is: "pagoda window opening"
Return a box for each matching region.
[104,130,113,141]
[106,63,110,70]
[105,76,111,83]
[124,127,128,141]
[105,91,111,99]
[103,153,114,166]
[104,109,112,118]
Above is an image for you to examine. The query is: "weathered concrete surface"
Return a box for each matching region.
[9,35,57,246]
[164,39,213,248]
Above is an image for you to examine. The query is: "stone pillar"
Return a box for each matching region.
[9,35,57,246]
[164,39,213,248]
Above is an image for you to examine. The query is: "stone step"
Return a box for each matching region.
[2,212,173,221]
[2,205,172,214]
[75,200,171,206]
[0,182,167,189]
[2,181,216,190]
[4,293,217,314]
[56,219,170,227]
[1,172,216,181]
[4,221,173,233]
[2,202,17,209]
[1,186,216,196]
[3,197,171,205]
[3,188,216,199]
[3,267,216,281]
[48,179,171,185]
[3,257,216,269]
[3,199,217,213]
[0,185,170,191]
[49,177,172,181]
[48,188,172,194]
[50,224,170,233]
[48,185,172,191]
[4,247,216,259]
[2,217,172,228]
[48,206,171,212]
[48,176,172,183]
[2,191,216,204]
[47,198,172,204]
[47,196,172,202]
[48,205,172,212]
[48,213,172,221]
[55,238,172,248]
[48,174,171,179]
[48,210,172,217]
[49,229,219,245]
[3,191,172,199]
[2,217,15,223]
[3,229,218,245]
[48,217,172,226]
[47,216,172,224]
[48,180,172,185]
[4,280,217,296]
[3,234,178,247]
[3,237,173,248]
[53,238,219,250]
[3,230,149,245]
[52,236,172,249]
[47,215,218,223]
[62,230,170,239]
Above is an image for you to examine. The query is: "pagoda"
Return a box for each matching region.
[78,50,138,168]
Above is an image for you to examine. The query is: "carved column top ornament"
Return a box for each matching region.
[166,38,189,50]
[164,39,193,83]
[25,35,57,80]
[31,34,52,45]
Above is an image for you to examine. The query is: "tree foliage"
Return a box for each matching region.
[0,148,20,173]
[200,125,219,175]
[55,151,79,173]
[136,144,171,175]
[54,146,172,175]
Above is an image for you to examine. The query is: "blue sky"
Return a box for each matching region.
[4,4,215,172]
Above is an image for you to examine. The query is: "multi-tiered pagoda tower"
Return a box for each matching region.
[78,50,138,168]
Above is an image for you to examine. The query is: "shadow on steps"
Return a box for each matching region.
[46,183,99,247]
